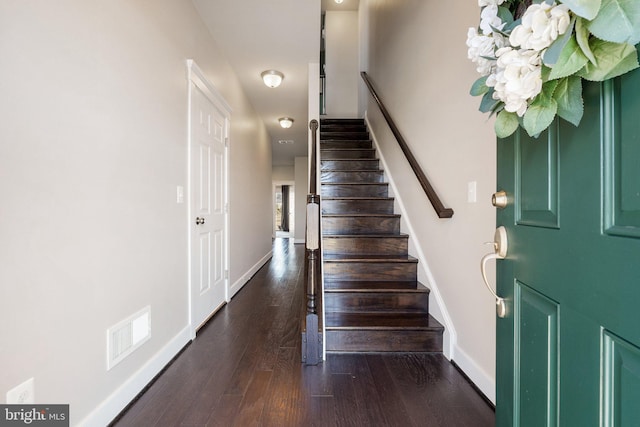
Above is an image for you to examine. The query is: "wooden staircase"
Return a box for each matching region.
[320,118,444,352]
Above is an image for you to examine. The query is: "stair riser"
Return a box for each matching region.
[321,171,384,183]
[321,150,376,160]
[323,216,400,234]
[321,160,380,171]
[321,184,388,198]
[324,262,417,281]
[326,330,443,352]
[323,237,408,256]
[321,132,369,140]
[325,292,429,313]
[321,140,372,149]
[321,125,367,133]
[321,119,364,125]
[322,199,394,215]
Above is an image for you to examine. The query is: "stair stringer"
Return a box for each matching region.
[364,114,455,360]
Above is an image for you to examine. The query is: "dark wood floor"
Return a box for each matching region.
[111,239,495,427]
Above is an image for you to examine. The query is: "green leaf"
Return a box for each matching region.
[548,35,590,80]
[553,76,584,126]
[497,6,514,26]
[561,0,602,20]
[479,89,500,113]
[541,64,552,82]
[470,76,490,96]
[523,82,559,136]
[577,39,640,81]
[588,0,640,44]
[495,110,520,138]
[543,17,576,66]
[575,17,597,65]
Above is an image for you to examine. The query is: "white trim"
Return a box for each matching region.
[454,344,496,404]
[365,114,457,359]
[80,326,191,427]
[186,60,232,114]
[228,250,274,299]
[273,180,296,239]
[186,59,232,340]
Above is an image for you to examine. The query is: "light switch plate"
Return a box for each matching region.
[467,181,477,203]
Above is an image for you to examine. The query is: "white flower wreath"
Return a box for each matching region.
[467,0,640,138]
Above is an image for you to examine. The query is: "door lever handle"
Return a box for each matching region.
[480,226,508,318]
[195,217,205,225]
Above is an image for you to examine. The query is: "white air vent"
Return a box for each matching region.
[107,306,151,370]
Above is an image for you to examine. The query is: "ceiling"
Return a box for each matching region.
[193,0,359,166]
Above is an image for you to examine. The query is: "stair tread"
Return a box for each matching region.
[323,254,418,263]
[325,312,444,330]
[320,142,372,148]
[323,233,408,238]
[322,182,386,186]
[325,280,429,292]
[321,148,375,151]
[321,169,381,172]
[323,213,399,217]
[323,197,394,200]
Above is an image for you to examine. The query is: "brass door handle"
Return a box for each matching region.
[480,226,508,318]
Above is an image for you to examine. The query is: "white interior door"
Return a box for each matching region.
[190,81,228,332]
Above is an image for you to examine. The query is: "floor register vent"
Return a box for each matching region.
[107,306,151,370]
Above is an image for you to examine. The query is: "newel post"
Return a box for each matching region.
[302,119,322,365]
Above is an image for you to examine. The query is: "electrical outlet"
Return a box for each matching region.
[6,378,35,404]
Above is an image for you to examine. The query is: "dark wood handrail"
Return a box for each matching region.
[360,72,454,218]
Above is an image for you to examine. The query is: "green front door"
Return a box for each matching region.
[495,71,640,426]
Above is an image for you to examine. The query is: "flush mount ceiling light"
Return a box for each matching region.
[334,0,344,3]
[279,117,294,129]
[261,70,284,88]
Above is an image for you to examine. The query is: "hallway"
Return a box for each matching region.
[112,239,494,426]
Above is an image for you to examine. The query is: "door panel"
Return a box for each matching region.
[515,127,560,228]
[604,78,640,237]
[191,83,227,330]
[496,70,640,426]
[602,330,640,426]
[514,282,558,427]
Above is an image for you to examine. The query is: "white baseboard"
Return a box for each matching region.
[453,344,495,404]
[228,250,273,299]
[79,326,192,427]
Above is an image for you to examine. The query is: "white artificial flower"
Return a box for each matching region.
[487,47,543,116]
[509,2,571,51]
[479,0,505,6]
[466,27,497,76]
[479,4,505,35]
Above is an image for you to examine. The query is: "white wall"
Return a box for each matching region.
[325,11,360,117]
[359,0,498,401]
[0,1,272,424]
[272,166,295,181]
[294,157,309,244]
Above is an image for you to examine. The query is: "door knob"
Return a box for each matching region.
[195,217,205,225]
[492,190,508,209]
[480,226,508,318]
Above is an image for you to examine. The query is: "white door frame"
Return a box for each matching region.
[273,180,295,238]
[187,59,232,339]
